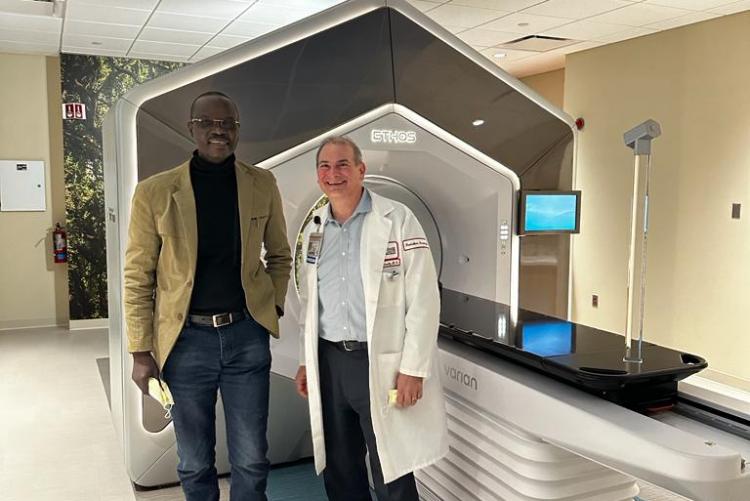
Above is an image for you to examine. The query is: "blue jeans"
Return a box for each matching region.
[162,315,271,501]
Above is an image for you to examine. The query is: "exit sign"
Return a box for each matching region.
[62,103,86,120]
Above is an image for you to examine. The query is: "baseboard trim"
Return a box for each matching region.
[69,318,109,330]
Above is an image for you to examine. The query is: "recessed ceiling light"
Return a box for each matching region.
[472,119,485,127]
[493,52,507,59]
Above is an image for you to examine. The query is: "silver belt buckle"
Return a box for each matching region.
[212,313,231,328]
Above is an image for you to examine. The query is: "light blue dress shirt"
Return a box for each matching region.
[317,189,372,342]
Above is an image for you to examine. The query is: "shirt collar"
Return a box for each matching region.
[326,188,372,225]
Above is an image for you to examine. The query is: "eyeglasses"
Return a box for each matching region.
[189,118,240,130]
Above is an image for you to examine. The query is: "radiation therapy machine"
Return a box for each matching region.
[103,1,750,499]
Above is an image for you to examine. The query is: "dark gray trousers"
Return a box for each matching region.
[318,340,419,501]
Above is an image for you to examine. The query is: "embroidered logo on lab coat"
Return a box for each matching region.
[384,241,401,268]
[403,237,429,251]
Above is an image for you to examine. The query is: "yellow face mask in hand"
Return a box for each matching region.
[148,377,174,419]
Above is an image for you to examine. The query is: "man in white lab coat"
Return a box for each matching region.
[295,136,448,501]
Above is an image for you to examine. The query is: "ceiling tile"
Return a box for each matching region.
[0,12,61,32]
[706,0,750,14]
[590,3,693,26]
[479,46,536,63]
[206,34,253,49]
[482,12,570,34]
[594,26,656,43]
[500,50,566,77]
[425,4,510,28]
[643,0,738,10]
[543,19,631,39]
[0,40,58,55]
[62,46,129,57]
[72,0,160,10]
[65,2,151,25]
[558,40,604,53]
[239,2,321,24]
[127,51,190,62]
[458,27,521,45]
[139,27,214,45]
[155,0,250,18]
[450,0,547,10]
[645,11,719,29]
[62,34,133,51]
[221,20,277,37]
[190,46,227,62]
[524,0,633,19]
[148,12,229,32]
[64,20,141,39]
[0,28,60,44]
[255,0,342,9]
[407,0,444,12]
[130,40,201,57]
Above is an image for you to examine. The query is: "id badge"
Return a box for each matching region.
[306,233,323,264]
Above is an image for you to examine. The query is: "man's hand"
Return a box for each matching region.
[395,372,423,408]
[131,351,159,394]
[295,365,308,398]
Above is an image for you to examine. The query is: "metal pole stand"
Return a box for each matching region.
[622,119,661,364]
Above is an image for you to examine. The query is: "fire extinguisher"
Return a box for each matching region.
[53,223,68,264]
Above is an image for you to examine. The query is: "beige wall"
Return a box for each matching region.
[521,68,565,109]
[0,54,67,329]
[565,12,750,380]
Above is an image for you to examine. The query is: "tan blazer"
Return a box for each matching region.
[123,160,292,369]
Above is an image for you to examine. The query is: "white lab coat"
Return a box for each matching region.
[298,191,449,483]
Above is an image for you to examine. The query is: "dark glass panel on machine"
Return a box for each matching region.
[136,8,394,179]
[389,9,573,181]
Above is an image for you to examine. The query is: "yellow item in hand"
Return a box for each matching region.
[148,377,174,418]
[388,389,399,407]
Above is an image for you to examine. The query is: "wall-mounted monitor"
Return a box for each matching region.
[519,190,581,234]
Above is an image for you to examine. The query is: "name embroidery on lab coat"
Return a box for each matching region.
[403,237,429,251]
[384,241,401,268]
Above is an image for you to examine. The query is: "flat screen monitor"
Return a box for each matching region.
[519,190,581,234]
[520,320,574,357]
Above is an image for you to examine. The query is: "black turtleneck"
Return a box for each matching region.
[189,151,246,314]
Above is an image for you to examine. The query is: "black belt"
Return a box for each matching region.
[188,310,247,328]
[321,338,368,352]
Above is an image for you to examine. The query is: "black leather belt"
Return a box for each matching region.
[321,338,368,352]
[188,310,247,328]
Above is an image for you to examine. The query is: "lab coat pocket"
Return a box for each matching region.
[378,269,403,307]
[377,351,402,416]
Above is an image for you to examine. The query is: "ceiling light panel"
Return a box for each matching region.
[482,12,570,34]
[458,27,522,46]
[426,4,510,28]
[590,4,692,26]
[65,2,152,25]
[64,20,142,38]
[524,0,633,19]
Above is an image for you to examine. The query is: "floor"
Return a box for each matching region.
[0,326,687,501]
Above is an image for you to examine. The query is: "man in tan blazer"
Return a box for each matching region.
[124,91,291,501]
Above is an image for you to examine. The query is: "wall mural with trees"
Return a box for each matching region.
[61,54,183,320]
